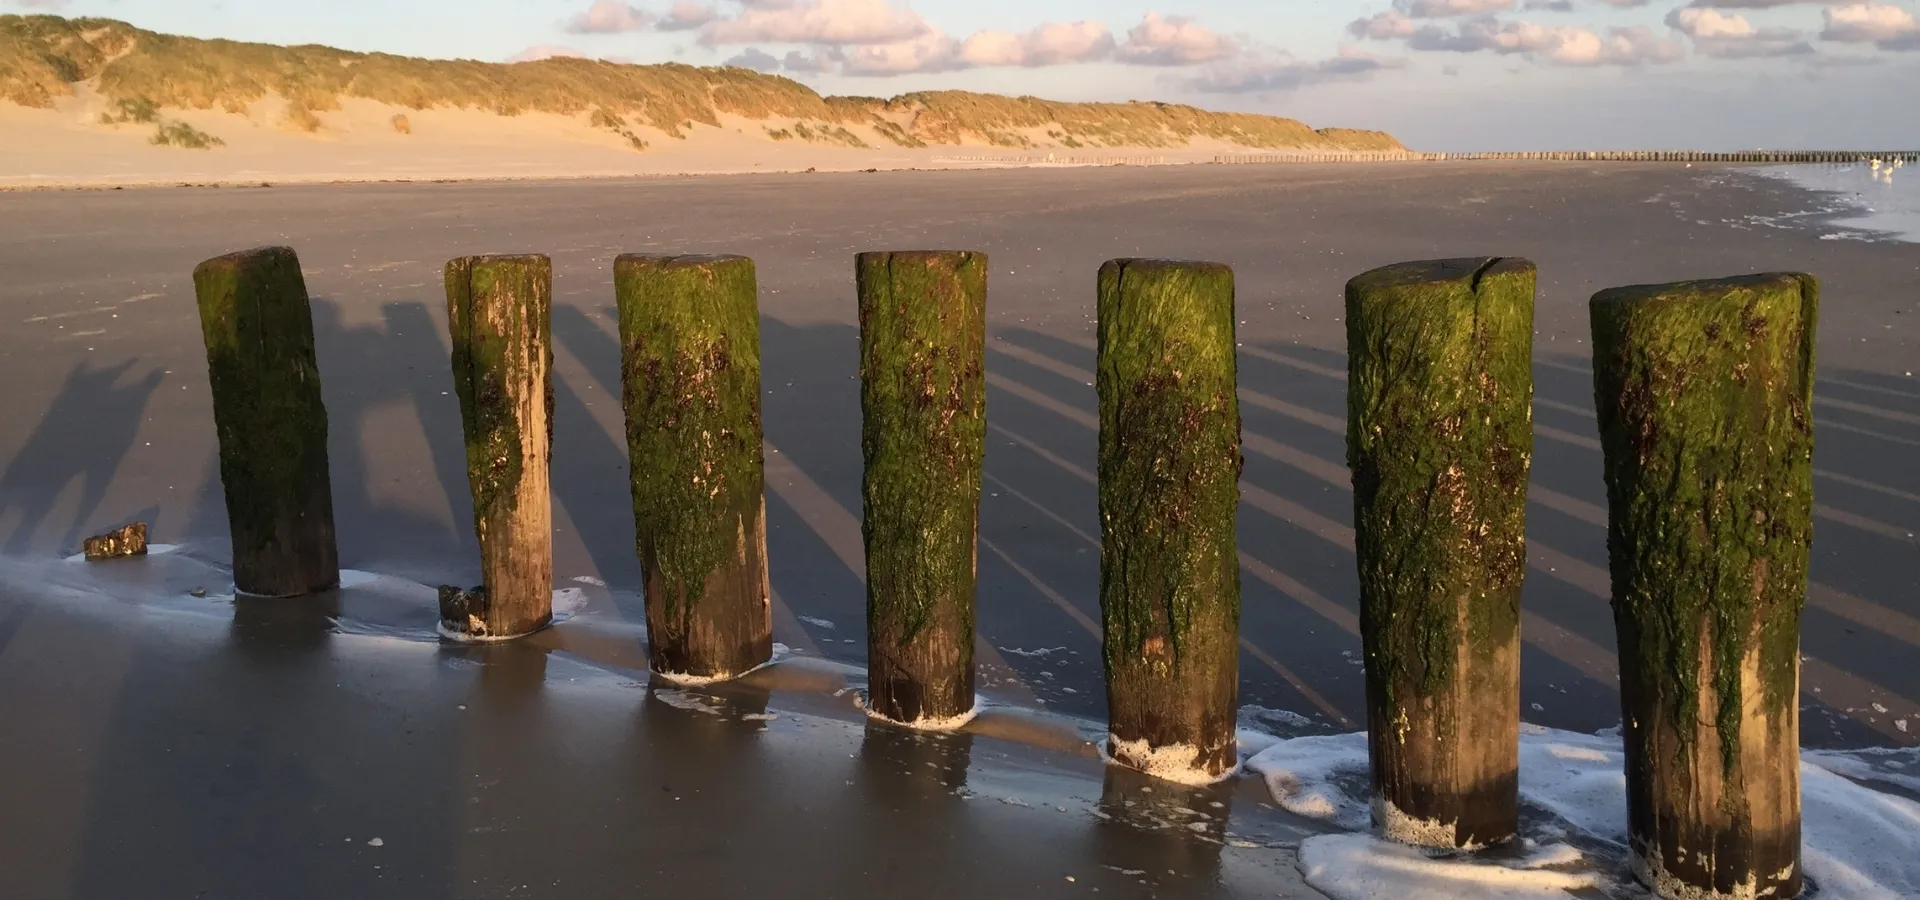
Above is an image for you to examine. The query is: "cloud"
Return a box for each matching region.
[1666,8,1814,57]
[9,0,72,7]
[834,31,967,74]
[1350,11,1420,40]
[1116,12,1238,65]
[781,49,831,72]
[659,2,721,32]
[701,0,930,46]
[724,47,783,71]
[1408,18,1684,65]
[1400,0,1517,17]
[1688,0,1837,7]
[1186,46,1403,93]
[1821,4,1920,48]
[566,1,652,34]
[961,20,1116,67]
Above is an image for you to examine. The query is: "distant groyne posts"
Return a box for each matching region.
[934,154,1172,166]
[1345,258,1535,849]
[192,246,339,598]
[180,241,1825,897]
[442,255,556,641]
[1215,150,1920,165]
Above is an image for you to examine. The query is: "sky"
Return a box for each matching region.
[7,0,1919,150]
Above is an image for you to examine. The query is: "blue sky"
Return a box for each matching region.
[8,0,1919,149]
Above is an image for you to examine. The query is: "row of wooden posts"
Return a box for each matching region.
[191,247,1816,900]
[1215,149,1920,165]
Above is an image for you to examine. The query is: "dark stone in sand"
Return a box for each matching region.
[438,584,492,639]
[82,522,148,560]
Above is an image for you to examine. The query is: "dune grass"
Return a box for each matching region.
[2,13,1404,152]
[150,119,224,149]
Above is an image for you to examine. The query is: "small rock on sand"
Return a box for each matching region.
[83,522,148,561]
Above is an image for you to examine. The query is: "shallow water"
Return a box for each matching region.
[1754,161,1920,243]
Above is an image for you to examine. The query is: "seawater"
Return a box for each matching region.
[1754,161,1920,243]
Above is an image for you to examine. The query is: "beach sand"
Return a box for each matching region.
[0,161,1914,896]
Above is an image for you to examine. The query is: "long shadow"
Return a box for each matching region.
[984,327,1381,727]
[306,298,472,584]
[0,360,164,555]
[1252,341,1913,746]
[547,304,644,598]
[68,589,463,899]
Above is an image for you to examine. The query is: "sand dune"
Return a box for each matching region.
[0,13,1403,189]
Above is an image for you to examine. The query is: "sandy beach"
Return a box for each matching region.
[1,161,1916,897]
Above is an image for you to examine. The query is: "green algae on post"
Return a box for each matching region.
[1590,272,1816,900]
[1096,258,1241,783]
[614,254,772,682]
[857,250,987,727]
[444,254,554,640]
[192,246,339,597]
[1346,257,1534,849]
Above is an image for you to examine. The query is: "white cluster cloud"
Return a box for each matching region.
[1822,3,1920,49]
[579,2,1339,85]
[1186,47,1403,93]
[1119,12,1240,65]
[961,21,1117,68]
[566,1,654,35]
[545,0,1920,85]
[1666,7,1814,58]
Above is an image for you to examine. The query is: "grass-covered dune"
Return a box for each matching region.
[0,14,1403,152]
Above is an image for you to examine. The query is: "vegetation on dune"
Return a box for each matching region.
[151,119,223,148]
[1,13,1404,151]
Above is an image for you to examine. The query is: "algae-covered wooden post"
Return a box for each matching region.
[193,246,339,597]
[1591,273,1816,900]
[1346,258,1535,849]
[615,254,772,682]
[1096,259,1242,783]
[443,255,554,640]
[857,251,987,727]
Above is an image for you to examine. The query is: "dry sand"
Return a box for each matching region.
[0,89,1249,189]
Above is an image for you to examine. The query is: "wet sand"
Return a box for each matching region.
[0,162,1915,894]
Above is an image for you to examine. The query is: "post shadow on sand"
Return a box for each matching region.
[67,585,465,899]
[982,326,1380,723]
[302,297,474,579]
[754,315,1130,703]
[989,327,1626,732]
[546,303,647,599]
[1232,339,1916,747]
[0,359,165,555]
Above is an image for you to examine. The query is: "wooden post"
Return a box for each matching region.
[1345,258,1535,849]
[193,247,339,597]
[1096,259,1242,784]
[442,255,554,640]
[857,251,987,727]
[614,254,771,682]
[1590,273,1816,900]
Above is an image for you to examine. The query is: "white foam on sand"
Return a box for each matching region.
[1104,736,1240,787]
[863,696,984,732]
[1244,723,1920,900]
[1301,835,1601,899]
[652,643,791,687]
